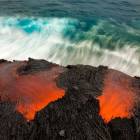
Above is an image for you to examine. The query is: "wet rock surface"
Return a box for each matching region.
[0,58,139,140]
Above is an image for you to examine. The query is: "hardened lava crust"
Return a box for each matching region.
[0,58,139,140]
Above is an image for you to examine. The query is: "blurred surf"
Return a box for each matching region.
[0,16,139,76]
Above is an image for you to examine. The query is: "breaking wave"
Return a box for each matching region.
[0,16,139,76]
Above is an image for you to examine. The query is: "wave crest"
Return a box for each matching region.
[0,16,139,76]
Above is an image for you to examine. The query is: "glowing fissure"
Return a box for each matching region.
[0,62,65,120]
[98,69,136,122]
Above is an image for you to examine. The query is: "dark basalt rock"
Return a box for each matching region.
[0,102,30,140]
[0,59,11,64]
[17,58,58,75]
[108,118,136,140]
[134,107,140,140]
[31,89,111,140]
[0,58,139,140]
[131,76,140,140]
[57,65,108,97]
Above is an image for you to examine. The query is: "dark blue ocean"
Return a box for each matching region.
[0,0,139,75]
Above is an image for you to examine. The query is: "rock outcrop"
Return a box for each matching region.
[0,58,139,140]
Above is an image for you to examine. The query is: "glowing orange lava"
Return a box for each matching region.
[0,62,65,120]
[98,69,136,123]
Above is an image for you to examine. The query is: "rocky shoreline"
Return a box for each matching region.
[0,58,139,140]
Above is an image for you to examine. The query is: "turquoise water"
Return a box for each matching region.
[0,0,139,76]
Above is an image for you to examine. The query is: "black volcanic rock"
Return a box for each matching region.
[132,76,140,140]
[0,102,30,140]
[31,89,111,140]
[0,58,139,140]
[17,58,58,75]
[108,118,136,140]
[57,65,108,97]
[0,59,11,64]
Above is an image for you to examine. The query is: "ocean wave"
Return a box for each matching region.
[0,16,139,76]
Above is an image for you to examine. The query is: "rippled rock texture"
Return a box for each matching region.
[0,58,139,140]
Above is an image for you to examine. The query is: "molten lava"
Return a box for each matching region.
[0,62,65,120]
[98,69,136,123]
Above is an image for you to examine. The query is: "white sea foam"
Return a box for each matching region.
[0,17,139,76]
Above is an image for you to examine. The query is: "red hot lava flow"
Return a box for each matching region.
[0,62,65,120]
[97,69,136,123]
